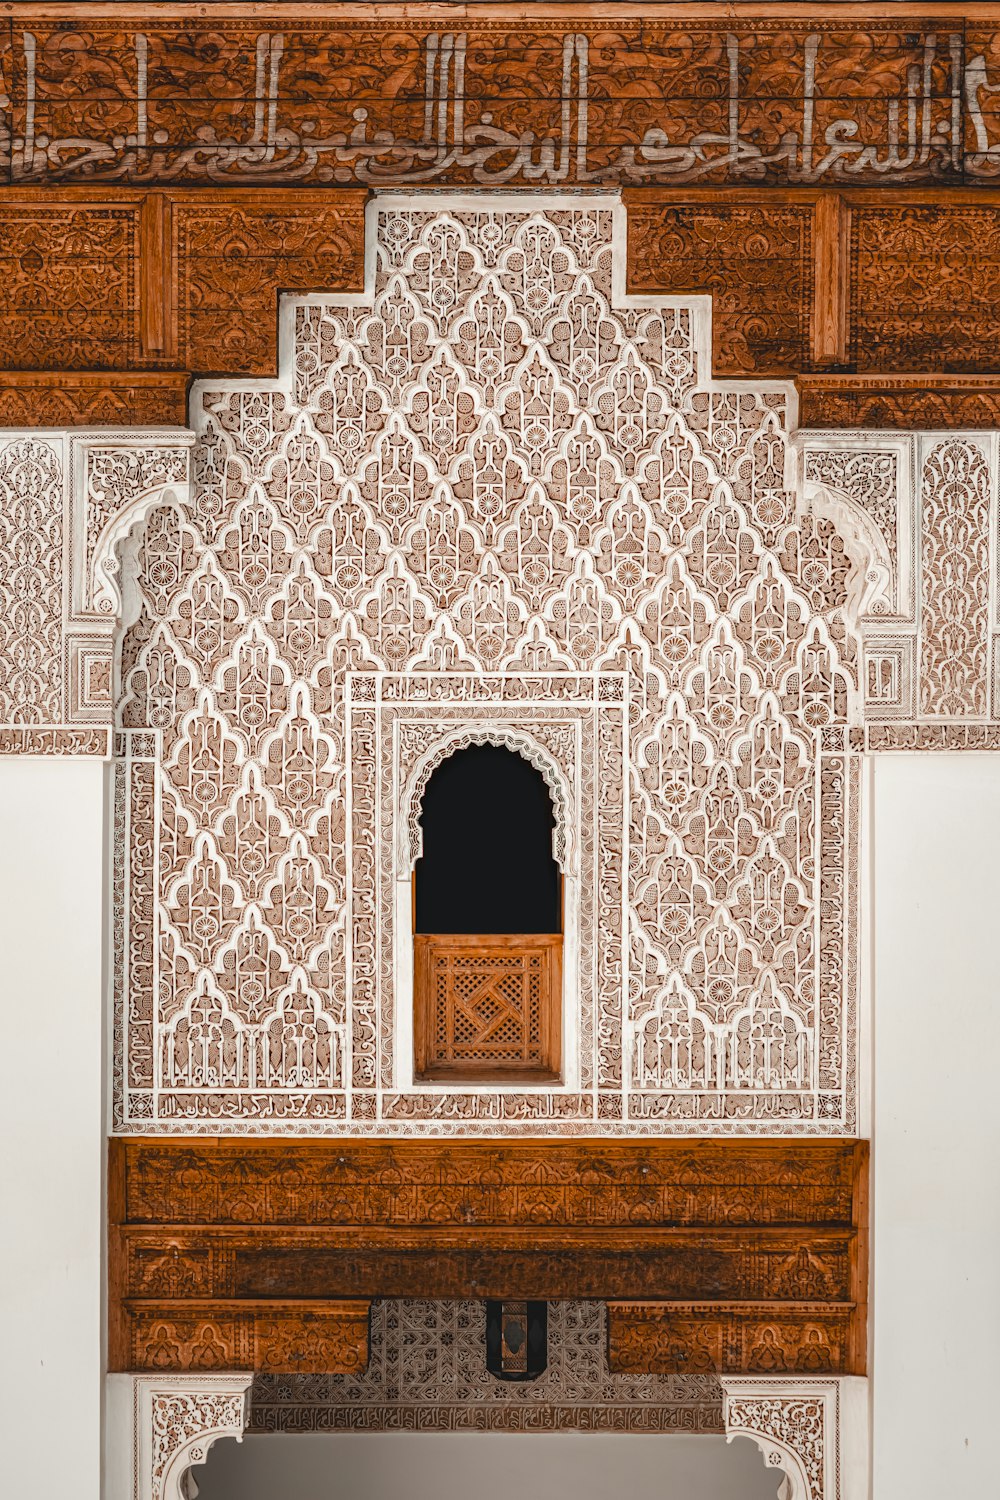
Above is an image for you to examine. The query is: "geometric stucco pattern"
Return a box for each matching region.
[249,1299,725,1434]
[114,195,862,1133]
[803,429,999,737]
[0,429,192,732]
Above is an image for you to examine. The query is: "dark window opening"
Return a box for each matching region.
[414,743,561,935]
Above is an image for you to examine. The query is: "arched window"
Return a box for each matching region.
[413,744,562,1082]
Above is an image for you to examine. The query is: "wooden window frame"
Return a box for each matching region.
[413,931,562,1084]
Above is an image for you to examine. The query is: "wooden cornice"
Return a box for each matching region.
[109,1137,868,1377]
[2,183,1000,427]
[3,8,1000,424]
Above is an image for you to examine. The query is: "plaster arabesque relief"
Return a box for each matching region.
[114,196,860,1133]
[1,195,997,1133]
[250,1299,724,1433]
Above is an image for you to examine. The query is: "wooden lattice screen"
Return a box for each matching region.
[414,934,562,1082]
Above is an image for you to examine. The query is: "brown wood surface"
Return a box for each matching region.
[3,184,1000,425]
[414,933,562,1083]
[123,1300,371,1375]
[109,1137,868,1376]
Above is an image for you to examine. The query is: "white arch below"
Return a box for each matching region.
[722,1376,869,1500]
[107,1373,253,1500]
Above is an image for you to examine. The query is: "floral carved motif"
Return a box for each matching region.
[9,23,1000,191]
[0,438,64,724]
[628,203,813,375]
[112,195,864,1133]
[722,1377,865,1500]
[851,208,1000,372]
[919,439,992,717]
[0,431,193,735]
[132,1376,252,1500]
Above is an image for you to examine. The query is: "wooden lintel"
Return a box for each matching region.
[109,1138,868,1377]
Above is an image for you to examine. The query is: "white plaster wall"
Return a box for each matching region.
[872,754,1000,1497]
[0,758,106,1499]
[196,1432,780,1500]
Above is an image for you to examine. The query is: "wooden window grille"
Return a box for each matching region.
[414,932,561,1082]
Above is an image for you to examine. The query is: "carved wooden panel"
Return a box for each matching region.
[627,199,814,374]
[0,370,189,427]
[414,933,562,1082]
[4,183,1000,424]
[851,206,1000,373]
[121,1301,370,1375]
[4,13,1000,191]
[110,199,861,1133]
[608,1302,861,1377]
[797,373,1000,430]
[122,1230,857,1305]
[0,190,366,381]
[110,1138,867,1376]
[3,12,1000,423]
[174,197,366,375]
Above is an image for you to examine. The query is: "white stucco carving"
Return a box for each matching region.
[106,1373,253,1500]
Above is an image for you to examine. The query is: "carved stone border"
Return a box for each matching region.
[722,1376,868,1500]
[0,726,112,756]
[107,1373,253,1500]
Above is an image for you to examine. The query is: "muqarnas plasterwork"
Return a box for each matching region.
[114,196,861,1133]
[249,1300,724,1434]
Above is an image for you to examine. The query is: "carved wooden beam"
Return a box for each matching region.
[797,372,1000,429]
[121,1301,370,1376]
[1,182,1000,425]
[608,1301,862,1377]
[110,1138,868,1376]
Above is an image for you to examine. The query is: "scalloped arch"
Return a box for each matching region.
[402,724,572,874]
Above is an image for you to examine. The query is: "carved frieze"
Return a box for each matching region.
[608,1303,861,1378]
[121,1302,370,1375]
[4,17,1000,190]
[110,1138,867,1376]
[249,1298,726,1433]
